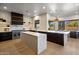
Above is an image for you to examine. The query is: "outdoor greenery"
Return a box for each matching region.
[48,21,54,30]
[68,21,78,27]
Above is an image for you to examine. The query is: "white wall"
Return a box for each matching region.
[31,13,48,31]
[0,10,11,24]
[23,16,33,30]
[39,14,48,31]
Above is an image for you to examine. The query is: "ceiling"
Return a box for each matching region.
[0,3,79,17]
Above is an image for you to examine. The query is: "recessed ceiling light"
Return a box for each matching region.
[52,9,56,13]
[50,11,53,13]
[63,4,74,11]
[3,6,7,9]
[51,5,56,13]
[75,4,79,6]
[34,13,38,17]
[49,4,56,12]
[75,11,78,15]
[35,16,39,20]
[43,6,46,9]
[50,9,56,14]
[28,13,30,15]
[34,10,37,13]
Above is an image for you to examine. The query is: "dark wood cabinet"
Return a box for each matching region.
[47,33,64,46]
[0,32,12,42]
[70,31,79,38]
[11,12,23,25]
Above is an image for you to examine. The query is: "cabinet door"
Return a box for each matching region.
[47,33,64,46]
[70,32,77,38]
[0,32,12,42]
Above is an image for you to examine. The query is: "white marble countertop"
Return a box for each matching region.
[22,32,44,36]
[47,31,70,34]
[34,30,70,34]
[25,30,70,34]
[0,31,12,32]
[70,31,79,32]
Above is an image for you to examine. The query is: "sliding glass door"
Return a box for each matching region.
[58,21,65,30]
[65,20,78,30]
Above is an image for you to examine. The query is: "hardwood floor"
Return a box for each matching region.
[0,38,79,55]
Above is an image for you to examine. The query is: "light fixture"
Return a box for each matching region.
[63,4,74,11]
[50,9,56,14]
[28,13,30,16]
[34,14,38,17]
[35,16,39,20]
[75,11,78,15]
[50,11,53,13]
[52,9,56,13]
[51,5,56,13]
[34,10,37,13]
[75,4,79,6]
[49,4,56,13]
[43,6,46,9]
[3,6,7,10]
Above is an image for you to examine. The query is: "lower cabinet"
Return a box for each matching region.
[47,33,64,46]
[70,31,79,38]
[0,32,12,42]
[78,32,79,38]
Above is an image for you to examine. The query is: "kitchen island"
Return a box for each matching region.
[28,30,70,46]
[21,32,47,54]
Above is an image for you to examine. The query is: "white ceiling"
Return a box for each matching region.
[0,3,79,17]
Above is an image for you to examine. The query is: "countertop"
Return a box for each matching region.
[22,32,45,36]
[0,31,12,33]
[28,30,70,34]
[47,31,70,34]
[70,31,79,32]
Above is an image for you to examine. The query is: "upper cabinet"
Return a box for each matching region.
[11,12,23,25]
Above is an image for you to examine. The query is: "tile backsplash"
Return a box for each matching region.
[11,25,23,30]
